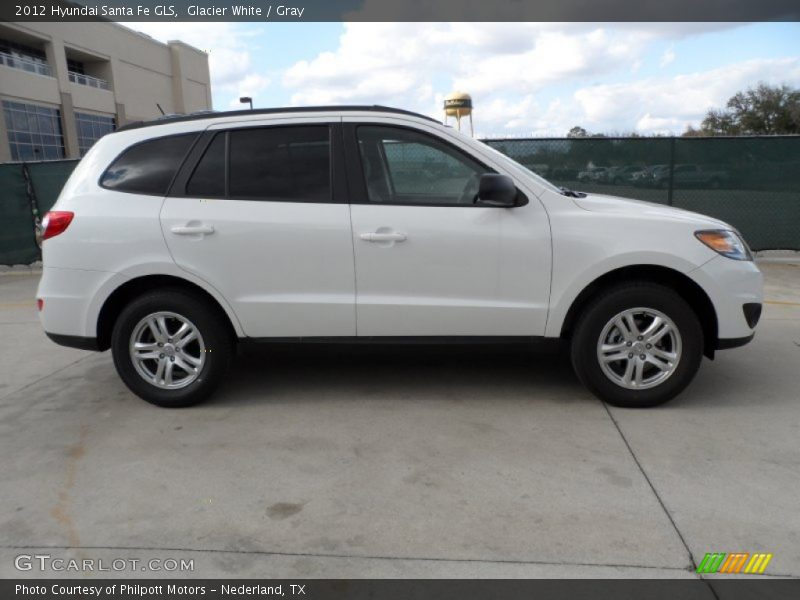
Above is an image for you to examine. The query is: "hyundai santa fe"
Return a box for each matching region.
[37,106,763,408]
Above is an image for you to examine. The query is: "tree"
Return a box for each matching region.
[697,83,800,135]
[567,126,589,138]
[681,125,706,137]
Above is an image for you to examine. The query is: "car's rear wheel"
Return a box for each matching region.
[111,290,233,407]
[570,282,703,408]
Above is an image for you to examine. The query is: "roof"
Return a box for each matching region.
[117,105,440,132]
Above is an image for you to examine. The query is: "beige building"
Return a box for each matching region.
[0,21,211,162]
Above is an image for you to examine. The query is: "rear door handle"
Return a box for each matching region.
[360,232,407,242]
[171,224,215,235]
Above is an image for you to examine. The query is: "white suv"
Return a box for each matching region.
[37,106,763,408]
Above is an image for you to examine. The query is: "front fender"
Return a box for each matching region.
[545,251,712,338]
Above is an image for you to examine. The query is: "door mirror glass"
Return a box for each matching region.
[476,174,521,207]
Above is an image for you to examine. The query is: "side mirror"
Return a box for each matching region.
[476,174,524,207]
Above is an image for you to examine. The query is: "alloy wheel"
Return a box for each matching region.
[596,307,682,390]
[129,311,206,389]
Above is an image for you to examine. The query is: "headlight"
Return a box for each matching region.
[695,229,753,261]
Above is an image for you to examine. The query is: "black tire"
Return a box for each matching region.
[570,282,703,408]
[111,289,233,407]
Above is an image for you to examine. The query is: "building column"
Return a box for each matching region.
[59,92,80,159]
[44,38,79,159]
[169,43,187,115]
[0,104,11,162]
[115,102,127,127]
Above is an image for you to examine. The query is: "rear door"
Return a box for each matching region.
[161,119,355,338]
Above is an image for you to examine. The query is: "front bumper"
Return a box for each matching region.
[689,255,763,342]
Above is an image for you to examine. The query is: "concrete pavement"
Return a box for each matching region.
[0,263,797,579]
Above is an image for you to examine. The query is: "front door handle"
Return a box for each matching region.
[171,224,215,236]
[360,232,407,243]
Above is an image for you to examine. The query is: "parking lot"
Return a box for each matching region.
[0,262,798,579]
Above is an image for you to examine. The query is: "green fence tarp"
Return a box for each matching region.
[0,163,39,265]
[27,159,79,214]
[484,135,800,251]
[0,159,78,265]
[1,137,799,265]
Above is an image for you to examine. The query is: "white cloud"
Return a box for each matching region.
[126,21,796,137]
[279,22,753,135]
[574,57,800,134]
[660,46,676,68]
[227,74,272,109]
[282,23,673,104]
[124,22,268,109]
[282,23,452,107]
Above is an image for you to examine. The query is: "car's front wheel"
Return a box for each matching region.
[111,290,233,407]
[570,282,703,408]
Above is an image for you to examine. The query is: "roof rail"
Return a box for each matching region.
[117,105,439,132]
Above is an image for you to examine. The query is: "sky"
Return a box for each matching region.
[128,21,800,137]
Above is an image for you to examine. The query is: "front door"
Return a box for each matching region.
[346,123,551,337]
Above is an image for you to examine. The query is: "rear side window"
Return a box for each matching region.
[101,133,197,195]
[228,126,330,202]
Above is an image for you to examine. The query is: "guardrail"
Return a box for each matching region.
[68,70,110,90]
[0,51,52,77]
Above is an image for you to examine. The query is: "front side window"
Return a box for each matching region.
[101,133,197,195]
[357,126,486,205]
[227,126,330,202]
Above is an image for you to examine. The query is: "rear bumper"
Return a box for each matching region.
[37,266,124,338]
[45,333,102,351]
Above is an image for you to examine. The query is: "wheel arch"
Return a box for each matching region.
[96,274,240,351]
[559,264,719,358]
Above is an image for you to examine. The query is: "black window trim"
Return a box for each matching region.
[343,123,526,208]
[170,122,344,205]
[98,131,203,196]
[180,130,229,198]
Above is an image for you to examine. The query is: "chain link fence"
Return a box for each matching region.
[483,135,800,251]
[1,136,798,264]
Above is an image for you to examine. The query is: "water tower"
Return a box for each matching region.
[443,91,473,136]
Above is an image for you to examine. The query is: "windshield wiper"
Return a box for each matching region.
[559,187,587,198]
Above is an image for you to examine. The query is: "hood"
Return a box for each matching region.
[573,193,729,228]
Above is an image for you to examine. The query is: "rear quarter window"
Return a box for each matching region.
[100,133,198,195]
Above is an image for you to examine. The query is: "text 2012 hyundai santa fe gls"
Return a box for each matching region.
[37,106,762,408]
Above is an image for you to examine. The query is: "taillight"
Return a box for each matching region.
[42,211,74,240]
[37,298,44,312]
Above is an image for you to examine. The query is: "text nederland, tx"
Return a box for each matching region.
[15,584,305,596]
[45,4,306,18]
